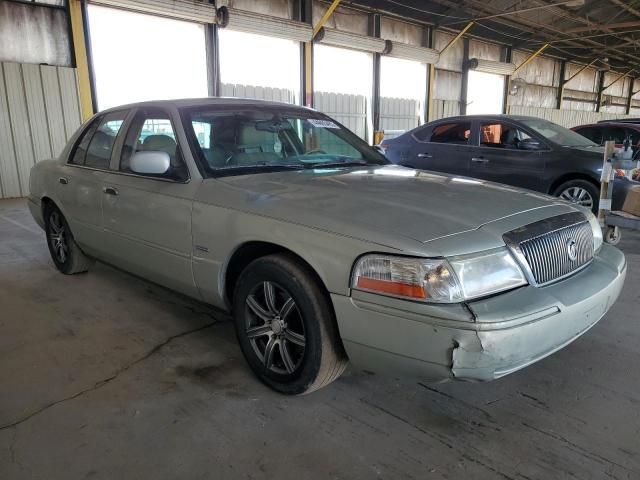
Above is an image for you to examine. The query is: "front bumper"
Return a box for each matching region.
[333,244,626,382]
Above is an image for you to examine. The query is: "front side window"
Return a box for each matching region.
[430,122,471,145]
[181,107,387,176]
[120,109,187,181]
[480,123,533,149]
[70,111,126,168]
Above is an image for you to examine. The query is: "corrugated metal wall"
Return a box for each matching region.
[431,99,461,120]
[509,106,635,129]
[0,61,81,199]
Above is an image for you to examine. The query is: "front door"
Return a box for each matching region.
[468,121,546,191]
[100,107,200,298]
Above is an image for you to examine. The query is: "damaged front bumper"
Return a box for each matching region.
[332,244,626,382]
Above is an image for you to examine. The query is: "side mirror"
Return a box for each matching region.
[373,145,386,156]
[519,139,542,151]
[130,151,170,175]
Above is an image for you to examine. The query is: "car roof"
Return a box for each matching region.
[573,122,640,129]
[426,114,548,124]
[99,97,315,114]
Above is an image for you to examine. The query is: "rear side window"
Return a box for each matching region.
[574,127,602,144]
[429,122,471,144]
[69,111,126,168]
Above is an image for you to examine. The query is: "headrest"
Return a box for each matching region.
[143,134,176,155]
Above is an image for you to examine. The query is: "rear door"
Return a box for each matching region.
[408,120,472,176]
[468,120,547,191]
[56,110,128,255]
[100,107,200,298]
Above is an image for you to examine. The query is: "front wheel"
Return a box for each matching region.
[232,254,347,395]
[44,205,94,274]
[553,179,599,213]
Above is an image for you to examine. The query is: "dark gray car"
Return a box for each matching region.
[381,115,636,212]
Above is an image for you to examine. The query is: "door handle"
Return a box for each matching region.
[471,157,489,163]
[103,186,118,196]
[417,153,432,158]
[58,177,68,185]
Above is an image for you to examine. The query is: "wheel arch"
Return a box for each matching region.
[548,173,600,195]
[223,241,333,309]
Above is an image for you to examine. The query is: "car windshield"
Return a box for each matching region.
[181,106,388,176]
[520,118,598,147]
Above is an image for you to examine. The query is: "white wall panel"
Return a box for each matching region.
[469,39,501,62]
[434,31,463,72]
[220,83,296,104]
[0,62,81,199]
[314,91,367,140]
[431,100,461,121]
[380,97,421,133]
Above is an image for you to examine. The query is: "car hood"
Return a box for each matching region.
[209,165,566,246]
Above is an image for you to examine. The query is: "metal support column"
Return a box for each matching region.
[626,78,635,115]
[370,13,382,144]
[596,69,605,113]
[502,46,512,114]
[205,23,220,97]
[556,60,566,109]
[460,37,470,115]
[424,26,434,123]
[69,0,95,119]
[298,0,314,107]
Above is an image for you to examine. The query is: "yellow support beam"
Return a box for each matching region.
[512,43,549,76]
[439,21,474,56]
[564,58,598,87]
[68,0,94,121]
[506,43,549,114]
[428,22,474,121]
[604,69,634,91]
[313,0,341,38]
[304,0,341,107]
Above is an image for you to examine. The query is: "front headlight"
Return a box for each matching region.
[583,209,603,253]
[352,249,527,304]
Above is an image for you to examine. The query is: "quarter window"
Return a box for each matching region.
[430,122,471,144]
[480,123,533,149]
[70,112,126,168]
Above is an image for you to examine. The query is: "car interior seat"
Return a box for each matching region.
[229,125,281,166]
[500,128,519,149]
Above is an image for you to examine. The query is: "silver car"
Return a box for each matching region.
[28,98,626,394]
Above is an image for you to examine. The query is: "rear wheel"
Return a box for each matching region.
[232,254,347,395]
[44,205,94,274]
[553,179,599,213]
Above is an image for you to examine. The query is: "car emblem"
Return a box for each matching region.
[567,239,578,261]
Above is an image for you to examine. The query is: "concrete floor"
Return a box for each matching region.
[0,198,639,480]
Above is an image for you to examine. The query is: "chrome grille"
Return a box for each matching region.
[503,212,594,286]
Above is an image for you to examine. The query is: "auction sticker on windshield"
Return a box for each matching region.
[307,119,340,129]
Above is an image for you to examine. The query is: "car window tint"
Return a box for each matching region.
[626,128,640,146]
[413,126,431,142]
[83,112,126,169]
[480,123,533,149]
[575,127,602,144]
[69,119,100,165]
[430,122,471,144]
[603,127,625,143]
[120,109,187,181]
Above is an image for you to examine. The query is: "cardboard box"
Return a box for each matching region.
[622,185,640,217]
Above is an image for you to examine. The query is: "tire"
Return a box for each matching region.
[44,204,94,274]
[553,179,599,213]
[605,226,621,245]
[232,253,347,395]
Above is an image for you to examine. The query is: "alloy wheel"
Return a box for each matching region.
[244,281,306,375]
[48,211,68,263]
[559,186,594,209]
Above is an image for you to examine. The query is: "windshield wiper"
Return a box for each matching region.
[302,160,370,169]
[214,163,304,176]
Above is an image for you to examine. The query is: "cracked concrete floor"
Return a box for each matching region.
[1,198,639,480]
